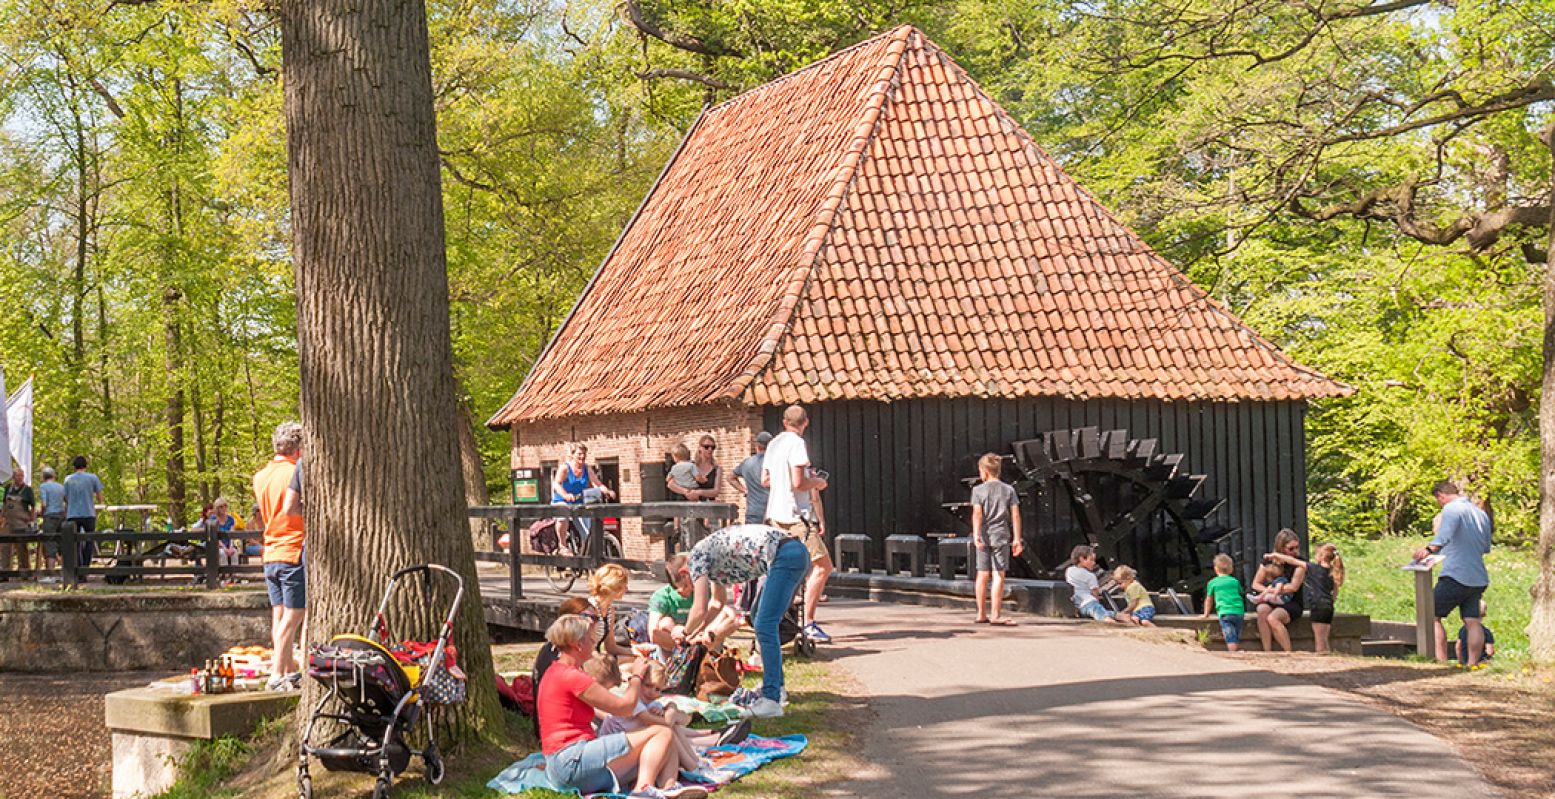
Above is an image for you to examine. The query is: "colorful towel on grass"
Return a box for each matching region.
[657,694,750,724]
[486,734,808,796]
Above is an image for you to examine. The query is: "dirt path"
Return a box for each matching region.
[0,670,164,799]
[1241,652,1555,797]
[815,600,1499,798]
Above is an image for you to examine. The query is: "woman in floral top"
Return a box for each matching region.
[683,524,807,719]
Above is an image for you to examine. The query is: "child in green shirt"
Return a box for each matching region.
[1200,553,1246,651]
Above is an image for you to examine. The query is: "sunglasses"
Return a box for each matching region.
[701,444,717,450]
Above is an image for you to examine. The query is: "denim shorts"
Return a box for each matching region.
[264,560,307,609]
[1219,614,1244,645]
[1077,601,1112,621]
[1133,605,1157,622]
[546,733,629,794]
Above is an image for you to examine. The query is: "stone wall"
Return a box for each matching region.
[509,402,764,559]
[0,590,271,672]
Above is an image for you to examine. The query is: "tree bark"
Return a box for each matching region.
[281,0,499,741]
[457,395,491,551]
[1530,123,1555,661]
[163,290,187,525]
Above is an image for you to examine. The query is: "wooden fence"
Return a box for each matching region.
[466,502,738,603]
[0,526,265,588]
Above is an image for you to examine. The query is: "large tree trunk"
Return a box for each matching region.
[1531,124,1555,661]
[281,0,499,742]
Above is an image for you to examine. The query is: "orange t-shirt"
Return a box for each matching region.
[253,456,304,564]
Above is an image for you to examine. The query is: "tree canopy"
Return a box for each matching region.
[0,0,1546,543]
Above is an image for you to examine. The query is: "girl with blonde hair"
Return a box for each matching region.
[589,563,633,658]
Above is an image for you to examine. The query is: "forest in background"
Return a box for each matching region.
[0,0,1546,540]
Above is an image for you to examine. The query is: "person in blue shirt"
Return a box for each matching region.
[1414,480,1492,667]
[36,467,67,577]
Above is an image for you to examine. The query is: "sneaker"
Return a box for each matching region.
[716,718,752,746]
[780,688,789,706]
[747,697,784,718]
[264,674,287,691]
[627,789,667,799]
[663,784,708,799]
[802,622,832,643]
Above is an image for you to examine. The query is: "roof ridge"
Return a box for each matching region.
[706,24,917,115]
[486,106,711,428]
[720,26,916,402]
[919,38,1349,393]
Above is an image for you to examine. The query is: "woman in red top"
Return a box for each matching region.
[536,615,706,799]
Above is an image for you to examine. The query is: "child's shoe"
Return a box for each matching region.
[802,622,832,643]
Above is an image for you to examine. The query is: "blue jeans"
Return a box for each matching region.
[754,537,808,701]
[545,733,628,794]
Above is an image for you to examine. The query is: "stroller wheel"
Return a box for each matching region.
[296,769,312,799]
[372,775,392,799]
[798,635,818,657]
[424,744,445,785]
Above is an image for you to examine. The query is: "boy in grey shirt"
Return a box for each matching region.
[970,452,1023,625]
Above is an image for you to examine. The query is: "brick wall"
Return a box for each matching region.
[509,403,765,560]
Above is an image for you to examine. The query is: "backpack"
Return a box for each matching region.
[527,518,559,555]
[662,643,707,696]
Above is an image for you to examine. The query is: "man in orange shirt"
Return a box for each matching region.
[254,422,306,690]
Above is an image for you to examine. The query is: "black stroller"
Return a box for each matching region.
[297,564,467,799]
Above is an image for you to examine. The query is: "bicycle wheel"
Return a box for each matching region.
[543,563,577,593]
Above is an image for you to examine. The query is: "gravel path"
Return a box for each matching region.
[0,670,164,799]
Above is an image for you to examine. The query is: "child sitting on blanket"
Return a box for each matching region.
[598,662,753,771]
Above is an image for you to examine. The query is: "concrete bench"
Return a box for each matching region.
[106,686,297,798]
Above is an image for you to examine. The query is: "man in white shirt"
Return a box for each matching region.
[763,405,833,642]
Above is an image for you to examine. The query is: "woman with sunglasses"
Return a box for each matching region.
[690,436,722,500]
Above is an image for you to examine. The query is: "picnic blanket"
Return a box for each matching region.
[486,734,808,796]
[656,694,750,725]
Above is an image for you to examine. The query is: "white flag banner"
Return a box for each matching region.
[7,376,32,484]
[0,369,10,483]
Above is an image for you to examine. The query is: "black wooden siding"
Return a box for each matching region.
[764,398,1307,585]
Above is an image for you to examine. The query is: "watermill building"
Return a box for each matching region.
[488,25,1349,586]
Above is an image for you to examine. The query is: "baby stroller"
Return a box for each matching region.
[737,569,818,658]
[297,564,467,799]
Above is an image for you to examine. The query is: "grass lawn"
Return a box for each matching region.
[1315,532,1536,659]
[171,638,862,799]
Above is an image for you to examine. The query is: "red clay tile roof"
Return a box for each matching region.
[490,26,1349,427]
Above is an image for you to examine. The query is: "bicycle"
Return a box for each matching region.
[543,516,623,594]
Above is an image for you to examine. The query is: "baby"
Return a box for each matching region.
[1249,559,1290,607]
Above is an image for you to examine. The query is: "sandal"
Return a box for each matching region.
[989,618,1017,626]
[974,617,990,624]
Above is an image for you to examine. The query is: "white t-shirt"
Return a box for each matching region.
[1065,565,1100,609]
[598,699,662,736]
[761,431,810,525]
